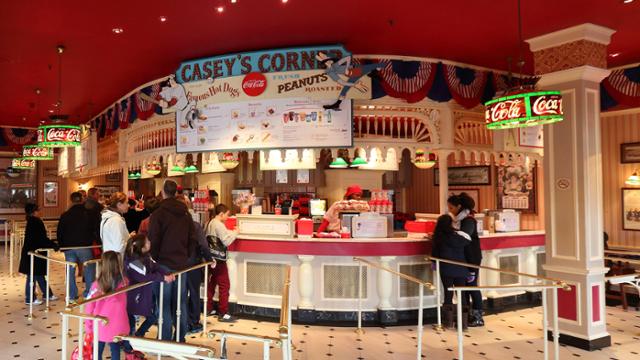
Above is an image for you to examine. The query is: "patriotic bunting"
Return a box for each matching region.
[0,128,38,148]
[601,65,640,110]
[443,64,488,109]
[376,60,436,103]
[117,98,132,130]
[134,83,161,120]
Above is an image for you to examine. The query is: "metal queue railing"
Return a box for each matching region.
[114,336,219,359]
[63,260,215,360]
[207,265,293,360]
[60,310,108,360]
[352,257,434,360]
[8,219,59,276]
[1,218,8,258]
[426,256,570,360]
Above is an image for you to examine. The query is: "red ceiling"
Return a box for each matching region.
[1,0,639,128]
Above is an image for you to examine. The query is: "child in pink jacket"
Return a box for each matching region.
[84,251,129,360]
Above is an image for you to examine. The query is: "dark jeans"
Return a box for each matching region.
[465,272,483,310]
[24,275,53,302]
[159,264,188,342]
[186,268,203,326]
[98,341,120,360]
[440,275,468,305]
[63,248,96,299]
[128,313,158,337]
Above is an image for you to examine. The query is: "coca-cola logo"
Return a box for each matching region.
[23,146,51,158]
[532,95,562,116]
[486,99,526,123]
[12,159,35,168]
[242,72,267,97]
[46,128,80,143]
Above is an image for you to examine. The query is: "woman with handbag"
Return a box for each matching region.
[206,204,238,323]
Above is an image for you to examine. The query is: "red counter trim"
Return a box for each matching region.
[480,234,545,250]
[229,239,431,257]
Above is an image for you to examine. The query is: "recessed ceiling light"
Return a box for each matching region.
[112,28,124,34]
[159,16,167,22]
[282,0,288,3]
[22,116,26,121]
[217,6,224,12]
[48,109,54,113]
[231,0,237,3]
[623,0,634,4]
[610,53,621,57]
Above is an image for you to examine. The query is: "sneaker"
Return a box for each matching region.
[48,295,59,301]
[25,299,43,305]
[218,314,236,323]
[208,309,217,316]
[187,323,203,334]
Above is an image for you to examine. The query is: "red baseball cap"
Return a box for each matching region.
[344,185,363,198]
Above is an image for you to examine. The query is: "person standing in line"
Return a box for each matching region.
[206,204,239,322]
[137,197,160,236]
[124,234,175,337]
[19,203,59,305]
[447,193,484,327]
[148,180,197,342]
[57,191,96,300]
[124,198,149,234]
[101,192,131,255]
[176,194,215,334]
[83,251,129,360]
[431,214,470,329]
[85,187,105,257]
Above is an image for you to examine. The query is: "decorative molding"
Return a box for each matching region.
[532,40,608,75]
[526,23,615,52]
[537,66,611,88]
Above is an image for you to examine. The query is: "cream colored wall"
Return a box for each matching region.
[197,173,235,206]
[602,111,640,248]
[317,169,384,204]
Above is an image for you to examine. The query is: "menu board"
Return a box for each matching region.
[176,97,352,153]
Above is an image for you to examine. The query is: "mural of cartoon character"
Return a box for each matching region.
[316,52,384,110]
[158,76,206,129]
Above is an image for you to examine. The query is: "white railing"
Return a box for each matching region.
[352,257,434,360]
[427,256,570,360]
[27,251,77,318]
[1,218,8,258]
[60,310,107,360]
[114,336,219,359]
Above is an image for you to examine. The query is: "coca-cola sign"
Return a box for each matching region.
[241,72,267,97]
[485,91,563,130]
[12,158,36,169]
[22,145,54,160]
[37,125,82,147]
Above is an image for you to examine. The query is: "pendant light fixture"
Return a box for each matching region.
[12,158,36,170]
[329,157,348,168]
[626,170,640,186]
[37,45,82,147]
[414,149,437,169]
[22,145,54,160]
[220,152,239,170]
[484,0,563,130]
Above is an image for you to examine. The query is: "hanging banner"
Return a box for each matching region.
[176,97,352,153]
[22,145,54,160]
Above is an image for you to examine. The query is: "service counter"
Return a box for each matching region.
[223,230,545,324]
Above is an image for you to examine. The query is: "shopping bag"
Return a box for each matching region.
[125,350,146,359]
[71,332,94,360]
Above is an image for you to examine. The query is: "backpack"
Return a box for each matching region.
[206,235,228,261]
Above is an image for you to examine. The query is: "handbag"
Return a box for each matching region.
[206,235,228,261]
[71,332,94,360]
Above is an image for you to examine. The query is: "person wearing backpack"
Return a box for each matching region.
[206,204,238,323]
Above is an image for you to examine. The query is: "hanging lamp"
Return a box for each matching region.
[350,156,368,168]
[626,170,640,186]
[414,149,437,169]
[329,157,349,168]
[220,152,239,170]
[22,145,54,160]
[37,45,82,147]
[12,158,36,170]
[484,0,563,130]
[184,165,199,173]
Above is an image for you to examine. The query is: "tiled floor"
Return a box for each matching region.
[1,248,639,359]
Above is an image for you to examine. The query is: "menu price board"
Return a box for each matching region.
[176,97,352,153]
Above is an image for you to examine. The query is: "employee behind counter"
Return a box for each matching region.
[316,185,370,235]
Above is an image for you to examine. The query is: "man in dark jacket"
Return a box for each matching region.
[149,180,197,342]
[84,187,104,247]
[57,192,95,300]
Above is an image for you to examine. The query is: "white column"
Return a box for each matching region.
[437,150,452,214]
[227,252,238,303]
[522,247,538,287]
[297,255,315,309]
[377,256,396,309]
[527,24,614,349]
[483,250,500,298]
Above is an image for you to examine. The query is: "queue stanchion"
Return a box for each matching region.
[61,312,69,360]
[157,281,164,360]
[78,315,84,360]
[542,287,548,360]
[45,249,51,312]
[203,263,209,337]
[434,259,443,331]
[93,318,100,360]
[28,252,34,320]
[355,262,364,335]
[552,287,560,360]
[417,284,424,360]
[456,288,464,360]
[176,272,183,342]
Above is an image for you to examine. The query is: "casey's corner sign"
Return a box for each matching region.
[485,91,563,130]
[164,45,378,109]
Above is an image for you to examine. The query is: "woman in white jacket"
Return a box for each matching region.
[100,192,132,254]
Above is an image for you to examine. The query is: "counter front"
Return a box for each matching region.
[220,231,544,325]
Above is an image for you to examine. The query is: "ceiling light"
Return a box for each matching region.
[216,6,224,12]
[159,16,167,22]
[282,0,288,3]
[231,0,237,3]
[329,157,348,169]
[610,53,621,57]
[48,109,54,113]
[626,170,640,186]
[112,28,124,34]
[350,157,368,168]
[184,165,199,173]
[623,0,634,4]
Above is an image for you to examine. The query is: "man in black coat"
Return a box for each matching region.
[57,191,95,300]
